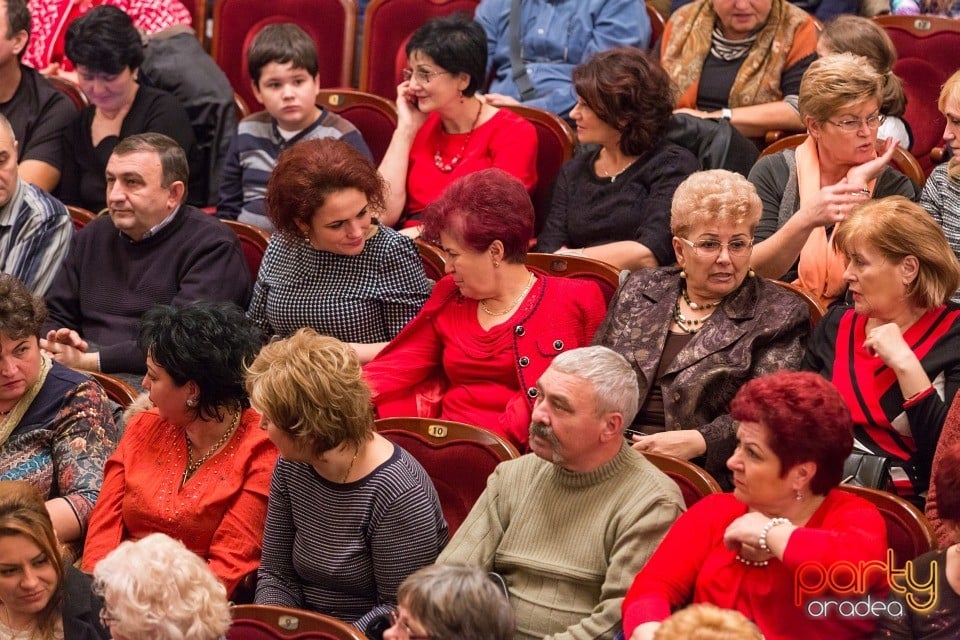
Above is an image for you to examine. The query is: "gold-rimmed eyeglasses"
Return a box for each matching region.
[677,237,753,258]
[401,69,451,85]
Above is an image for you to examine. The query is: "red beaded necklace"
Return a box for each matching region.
[434,99,483,173]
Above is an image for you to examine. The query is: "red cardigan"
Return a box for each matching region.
[622,491,888,640]
[405,109,537,216]
[82,408,278,594]
[364,275,606,448]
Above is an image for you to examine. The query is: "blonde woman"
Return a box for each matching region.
[246,330,447,635]
[93,534,230,640]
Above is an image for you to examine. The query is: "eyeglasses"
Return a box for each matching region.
[401,68,451,85]
[389,610,432,640]
[677,237,753,257]
[825,113,887,133]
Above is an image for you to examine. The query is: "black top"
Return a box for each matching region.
[59,84,196,212]
[535,140,698,265]
[696,50,815,112]
[0,65,75,169]
[63,565,110,640]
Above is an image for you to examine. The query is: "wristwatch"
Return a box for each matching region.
[721,108,733,120]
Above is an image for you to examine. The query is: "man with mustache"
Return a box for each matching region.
[439,346,684,640]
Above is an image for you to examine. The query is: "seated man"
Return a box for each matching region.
[42,133,251,381]
[0,113,70,294]
[439,345,684,640]
[475,0,649,119]
[0,0,75,191]
[217,23,371,231]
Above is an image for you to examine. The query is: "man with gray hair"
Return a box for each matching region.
[0,113,70,294]
[439,345,684,640]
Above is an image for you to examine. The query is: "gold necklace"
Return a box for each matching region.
[183,409,240,483]
[480,272,536,316]
[342,445,361,483]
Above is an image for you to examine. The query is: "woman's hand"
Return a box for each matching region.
[630,622,662,640]
[846,137,899,187]
[673,107,710,119]
[631,430,707,460]
[395,81,428,132]
[723,511,771,554]
[802,179,871,230]
[863,322,921,372]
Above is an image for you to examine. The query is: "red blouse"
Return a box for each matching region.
[405,108,537,217]
[82,408,278,594]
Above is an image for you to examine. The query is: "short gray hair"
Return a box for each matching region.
[0,113,15,143]
[549,346,639,427]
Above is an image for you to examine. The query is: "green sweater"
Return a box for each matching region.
[439,444,684,640]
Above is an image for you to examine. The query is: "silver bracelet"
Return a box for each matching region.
[758,517,790,554]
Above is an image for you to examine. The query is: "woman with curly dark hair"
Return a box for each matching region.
[82,302,278,596]
[247,138,431,363]
[535,48,699,271]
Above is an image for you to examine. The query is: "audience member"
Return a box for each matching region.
[654,604,763,640]
[83,302,277,595]
[921,68,960,300]
[535,47,698,270]
[0,274,116,545]
[892,0,960,16]
[247,139,430,362]
[595,170,809,488]
[474,0,649,119]
[23,0,192,71]
[378,14,536,228]
[0,114,71,295]
[0,480,109,639]
[623,371,888,640]
[803,196,960,499]
[749,54,920,308]
[816,16,911,149]
[0,0,74,191]
[660,0,818,138]
[218,23,371,231]
[874,441,960,638]
[364,169,607,449]
[246,330,447,635]
[385,565,515,640]
[926,395,960,546]
[440,346,684,640]
[93,533,232,640]
[58,6,195,213]
[42,134,250,380]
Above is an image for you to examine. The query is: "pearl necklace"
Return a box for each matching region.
[183,409,240,483]
[672,299,714,334]
[479,272,536,316]
[682,285,722,310]
[736,554,770,568]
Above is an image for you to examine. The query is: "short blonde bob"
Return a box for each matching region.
[246,329,374,456]
[670,169,762,238]
[939,69,960,183]
[798,53,883,124]
[93,533,231,640]
[654,603,763,640]
[397,564,515,640]
[833,196,960,309]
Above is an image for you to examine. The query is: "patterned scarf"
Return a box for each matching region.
[0,352,52,448]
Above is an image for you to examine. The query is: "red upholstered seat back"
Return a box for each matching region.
[228,605,370,640]
[317,90,399,166]
[212,0,356,115]
[228,619,341,640]
[894,58,947,176]
[378,430,503,535]
[837,485,935,568]
[525,253,621,305]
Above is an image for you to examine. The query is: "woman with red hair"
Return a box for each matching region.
[364,169,606,449]
[623,370,888,640]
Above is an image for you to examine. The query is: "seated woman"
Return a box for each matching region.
[363,169,607,449]
[660,0,818,138]
[749,53,921,308]
[623,371,888,640]
[385,565,515,640]
[0,480,109,639]
[534,47,698,271]
[921,68,960,301]
[94,533,231,640]
[82,302,278,595]
[595,170,809,487]
[875,442,960,638]
[816,16,912,149]
[0,274,116,545]
[377,14,537,228]
[59,5,195,213]
[803,196,960,498]
[246,139,432,363]
[246,330,447,634]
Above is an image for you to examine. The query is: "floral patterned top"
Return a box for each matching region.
[0,362,118,534]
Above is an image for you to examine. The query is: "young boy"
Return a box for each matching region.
[218,23,372,230]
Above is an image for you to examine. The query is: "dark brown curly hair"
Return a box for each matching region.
[0,274,47,339]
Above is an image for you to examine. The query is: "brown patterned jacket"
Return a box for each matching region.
[594,267,810,487]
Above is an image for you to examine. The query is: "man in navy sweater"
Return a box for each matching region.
[41,133,250,382]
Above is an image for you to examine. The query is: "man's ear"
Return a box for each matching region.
[598,412,623,443]
[166,180,186,206]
